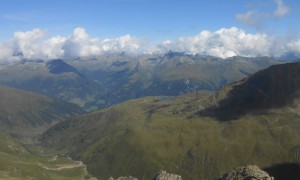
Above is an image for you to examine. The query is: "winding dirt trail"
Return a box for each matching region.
[11,156,88,176]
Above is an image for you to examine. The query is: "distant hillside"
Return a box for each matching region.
[0,60,105,111]
[0,85,84,137]
[40,62,300,179]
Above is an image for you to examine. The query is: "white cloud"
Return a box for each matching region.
[62,27,95,57]
[150,27,300,58]
[273,0,290,17]
[41,36,67,59]
[236,0,290,29]
[287,40,300,52]
[0,27,300,62]
[62,28,144,57]
[236,11,269,29]
[13,28,48,58]
[101,34,144,53]
[0,27,145,62]
[0,42,14,63]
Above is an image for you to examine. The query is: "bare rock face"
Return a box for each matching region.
[218,165,274,180]
[153,170,182,180]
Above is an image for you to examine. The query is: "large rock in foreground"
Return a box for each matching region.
[154,170,182,180]
[218,165,274,180]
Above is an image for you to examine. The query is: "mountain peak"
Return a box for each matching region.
[46,59,80,75]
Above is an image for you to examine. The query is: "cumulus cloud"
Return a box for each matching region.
[101,34,143,53]
[236,0,290,29]
[62,28,144,57]
[0,27,145,62]
[13,28,49,59]
[149,27,300,58]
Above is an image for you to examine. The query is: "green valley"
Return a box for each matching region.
[0,131,89,180]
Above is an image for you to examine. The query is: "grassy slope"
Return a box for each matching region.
[0,131,88,180]
[0,85,85,137]
[0,85,92,179]
[40,94,300,179]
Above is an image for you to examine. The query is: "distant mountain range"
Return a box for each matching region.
[40,62,300,179]
[0,53,287,111]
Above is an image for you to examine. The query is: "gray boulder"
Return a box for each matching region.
[218,165,274,180]
[154,170,182,180]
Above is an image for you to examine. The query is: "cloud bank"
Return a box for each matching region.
[0,27,300,62]
[0,27,144,63]
[150,27,300,58]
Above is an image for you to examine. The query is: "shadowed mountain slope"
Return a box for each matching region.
[46,59,81,75]
[200,62,300,120]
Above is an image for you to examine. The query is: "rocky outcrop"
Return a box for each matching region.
[109,170,182,180]
[218,165,274,180]
[153,170,182,180]
[108,176,138,180]
[116,177,138,180]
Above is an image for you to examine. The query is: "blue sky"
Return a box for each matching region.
[0,0,299,41]
[0,0,300,61]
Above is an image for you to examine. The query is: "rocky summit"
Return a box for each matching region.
[218,165,274,180]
